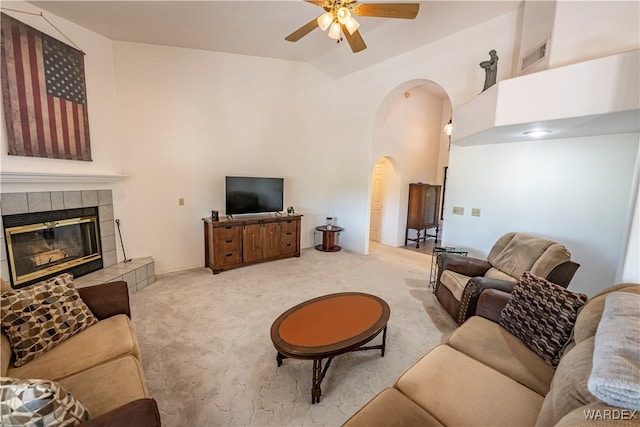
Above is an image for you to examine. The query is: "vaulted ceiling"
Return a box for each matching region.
[22,1,522,78]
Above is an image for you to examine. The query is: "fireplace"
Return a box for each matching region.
[3,207,103,288]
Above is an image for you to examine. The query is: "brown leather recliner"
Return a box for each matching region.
[435,232,580,325]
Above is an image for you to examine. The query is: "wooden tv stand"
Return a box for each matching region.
[203,214,302,274]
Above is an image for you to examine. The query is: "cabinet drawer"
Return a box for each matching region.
[281,232,297,245]
[217,249,242,266]
[216,238,242,254]
[280,220,297,233]
[280,241,296,255]
[215,225,242,239]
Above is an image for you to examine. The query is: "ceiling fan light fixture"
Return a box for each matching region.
[285,1,420,53]
[336,7,351,23]
[328,21,341,39]
[317,11,333,31]
[344,16,360,34]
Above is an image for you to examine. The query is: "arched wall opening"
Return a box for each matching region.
[367,79,452,253]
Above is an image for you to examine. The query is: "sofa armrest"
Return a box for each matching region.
[546,261,580,288]
[77,281,131,320]
[437,254,492,281]
[79,398,161,427]
[457,277,516,324]
[475,288,511,323]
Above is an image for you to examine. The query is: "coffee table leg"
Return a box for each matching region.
[312,359,322,404]
[276,352,284,367]
[311,357,335,404]
[381,325,388,357]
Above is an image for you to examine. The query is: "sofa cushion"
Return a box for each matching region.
[395,345,544,426]
[342,387,444,427]
[58,355,149,418]
[535,337,600,426]
[499,272,587,367]
[6,314,140,382]
[574,284,640,344]
[484,267,518,283]
[439,270,469,301]
[487,233,571,279]
[0,274,98,368]
[0,377,90,426]
[447,316,554,396]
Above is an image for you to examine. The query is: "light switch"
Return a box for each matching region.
[472,208,481,217]
[452,206,464,215]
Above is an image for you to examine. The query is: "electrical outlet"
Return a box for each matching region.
[178,198,185,206]
[472,208,481,217]
[452,206,464,215]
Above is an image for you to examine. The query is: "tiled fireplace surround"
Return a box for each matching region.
[0,189,154,293]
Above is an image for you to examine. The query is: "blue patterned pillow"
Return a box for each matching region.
[499,272,588,367]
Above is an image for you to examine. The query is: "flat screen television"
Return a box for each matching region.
[225,176,284,215]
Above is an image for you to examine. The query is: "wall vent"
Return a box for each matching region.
[520,40,549,72]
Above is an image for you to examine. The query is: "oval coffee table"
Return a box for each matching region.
[270,292,390,403]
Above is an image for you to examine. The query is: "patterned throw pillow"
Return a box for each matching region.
[499,272,588,367]
[0,274,98,367]
[0,377,90,426]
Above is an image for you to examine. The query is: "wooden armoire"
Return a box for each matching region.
[405,183,441,248]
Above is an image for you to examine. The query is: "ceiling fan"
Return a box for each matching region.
[285,0,420,53]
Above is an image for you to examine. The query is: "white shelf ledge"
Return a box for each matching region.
[453,50,640,146]
[0,172,128,184]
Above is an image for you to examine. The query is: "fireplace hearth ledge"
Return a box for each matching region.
[73,257,155,294]
[0,172,127,184]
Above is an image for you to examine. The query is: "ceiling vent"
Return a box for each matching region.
[520,40,549,73]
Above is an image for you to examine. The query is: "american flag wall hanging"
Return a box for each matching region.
[1,13,92,161]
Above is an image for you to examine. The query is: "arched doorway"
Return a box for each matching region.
[367,80,452,252]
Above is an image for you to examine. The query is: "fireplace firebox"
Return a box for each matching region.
[3,207,103,289]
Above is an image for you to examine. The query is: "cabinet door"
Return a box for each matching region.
[407,184,427,229]
[243,223,263,262]
[262,222,281,259]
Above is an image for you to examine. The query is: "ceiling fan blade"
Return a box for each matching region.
[353,3,419,19]
[342,26,367,53]
[285,18,319,42]
[305,0,325,6]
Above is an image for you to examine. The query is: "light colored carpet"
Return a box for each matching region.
[129,242,457,426]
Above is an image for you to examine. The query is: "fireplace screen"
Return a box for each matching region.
[4,208,102,288]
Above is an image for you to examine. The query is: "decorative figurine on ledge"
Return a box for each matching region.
[480,49,498,92]
[287,206,295,215]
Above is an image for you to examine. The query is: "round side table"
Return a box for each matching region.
[315,225,344,252]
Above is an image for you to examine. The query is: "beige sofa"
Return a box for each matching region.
[344,283,640,426]
[1,279,160,426]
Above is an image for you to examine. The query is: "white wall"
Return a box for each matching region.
[442,133,639,296]
[549,1,640,69]
[620,148,640,283]
[112,42,336,273]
